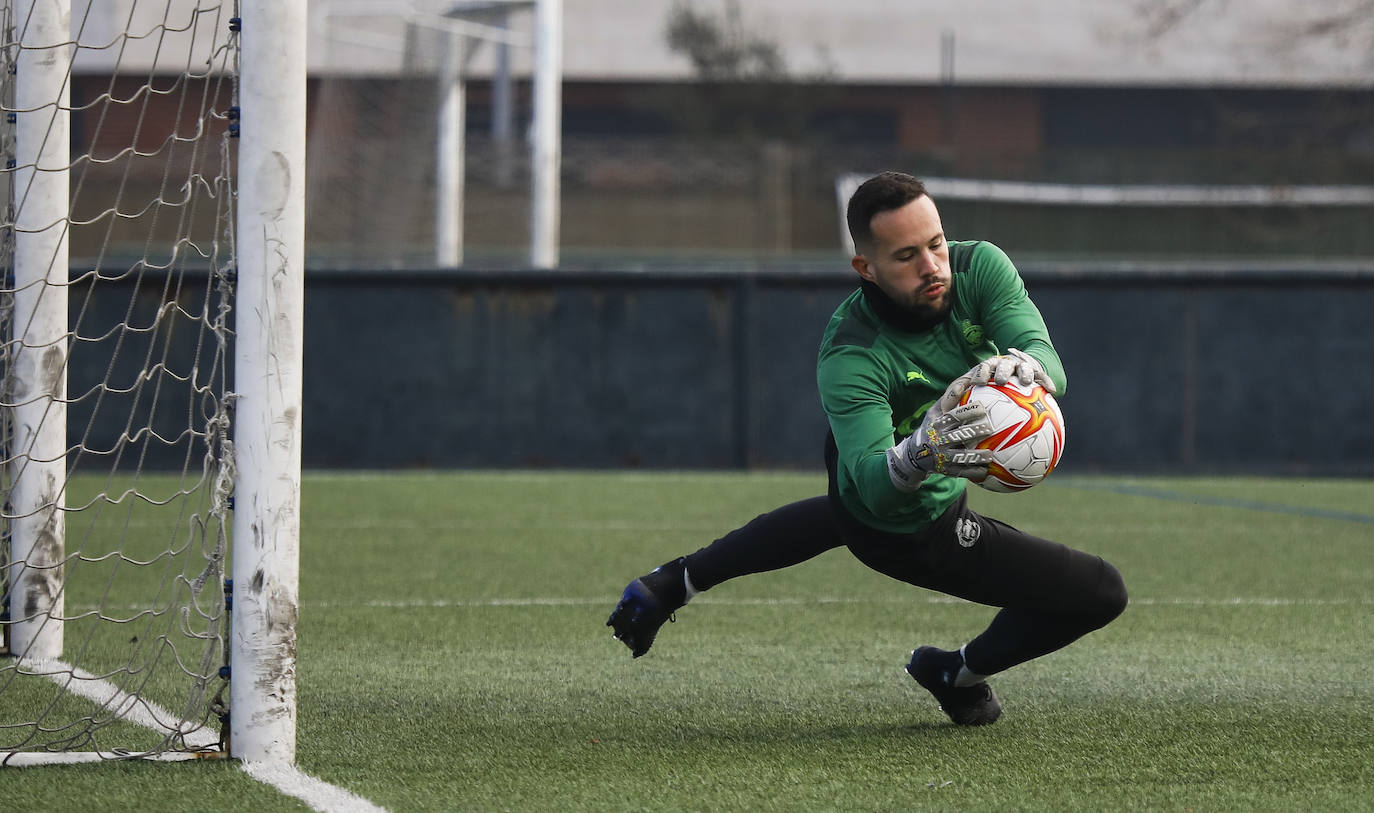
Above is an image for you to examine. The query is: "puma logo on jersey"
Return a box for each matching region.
[906,370,930,384]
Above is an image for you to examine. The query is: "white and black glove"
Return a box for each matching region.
[937,348,1056,413]
[886,402,995,491]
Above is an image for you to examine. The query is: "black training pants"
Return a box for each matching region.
[681,435,1126,676]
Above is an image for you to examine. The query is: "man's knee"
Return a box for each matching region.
[1087,559,1128,628]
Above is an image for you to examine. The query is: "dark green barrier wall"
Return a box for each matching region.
[296,266,1374,475]
[65,265,1374,474]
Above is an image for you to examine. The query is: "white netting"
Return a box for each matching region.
[1,0,237,759]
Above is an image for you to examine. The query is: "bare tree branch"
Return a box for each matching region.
[1134,0,1225,40]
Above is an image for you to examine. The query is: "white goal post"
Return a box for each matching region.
[6,0,70,668]
[1,0,304,766]
[230,0,307,765]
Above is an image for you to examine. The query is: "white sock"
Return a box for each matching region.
[953,644,988,688]
[683,568,700,604]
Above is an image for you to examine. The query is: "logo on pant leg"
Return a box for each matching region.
[955,517,981,548]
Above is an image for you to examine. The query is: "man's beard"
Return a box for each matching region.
[860,279,952,332]
[893,288,952,321]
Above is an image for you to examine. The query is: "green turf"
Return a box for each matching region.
[4,472,1373,811]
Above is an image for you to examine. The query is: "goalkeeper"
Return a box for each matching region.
[607,171,1126,726]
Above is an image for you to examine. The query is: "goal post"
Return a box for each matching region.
[230,0,307,765]
[6,0,70,664]
[1,0,305,766]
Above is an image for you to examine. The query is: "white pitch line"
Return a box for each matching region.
[241,760,390,813]
[1129,597,1374,606]
[64,595,1374,617]
[313,595,1374,609]
[8,659,391,813]
[15,659,219,750]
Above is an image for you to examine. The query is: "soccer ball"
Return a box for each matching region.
[959,380,1065,493]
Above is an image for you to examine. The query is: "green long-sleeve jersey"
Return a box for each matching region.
[817,240,1066,534]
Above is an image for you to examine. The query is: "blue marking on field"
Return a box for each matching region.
[1059,480,1374,525]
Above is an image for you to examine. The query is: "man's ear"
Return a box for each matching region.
[851,254,876,282]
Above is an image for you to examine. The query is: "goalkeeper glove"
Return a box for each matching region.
[886,402,995,491]
[937,348,1057,413]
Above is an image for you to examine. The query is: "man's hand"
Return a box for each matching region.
[886,403,995,491]
[937,348,1056,413]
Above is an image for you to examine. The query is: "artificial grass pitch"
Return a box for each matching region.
[5,471,1372,811]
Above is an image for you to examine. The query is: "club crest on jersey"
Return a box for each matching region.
[960,320,985,346]
[955,517,981,548]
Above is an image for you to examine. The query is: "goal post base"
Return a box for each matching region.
[2,750,228,767]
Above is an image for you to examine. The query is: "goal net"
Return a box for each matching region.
[1,0,303,765]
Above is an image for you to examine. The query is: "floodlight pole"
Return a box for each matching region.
[231,0,307,765]
[7,0,71,662]
[530,0,561,269]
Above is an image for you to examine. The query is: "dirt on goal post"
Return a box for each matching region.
[0,0,283,765]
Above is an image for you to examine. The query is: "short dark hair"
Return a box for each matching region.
[846,171,928,253]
